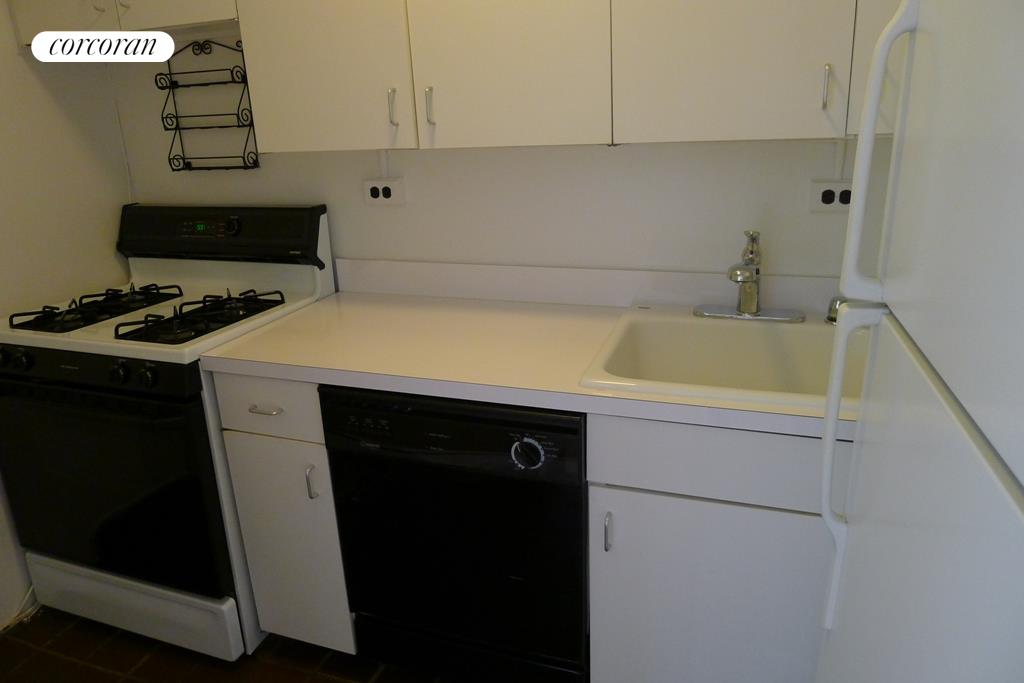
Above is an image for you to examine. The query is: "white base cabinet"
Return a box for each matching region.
[224,430,355,653]
[589,484,832,683]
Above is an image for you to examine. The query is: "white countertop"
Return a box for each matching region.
[201,292,854,439]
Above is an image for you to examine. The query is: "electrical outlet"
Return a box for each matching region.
[363,178,405,206]
[810,179,853,213]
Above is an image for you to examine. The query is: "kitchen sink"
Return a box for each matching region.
[581,307,868,413]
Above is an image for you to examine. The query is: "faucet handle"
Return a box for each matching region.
[741,230,761,265]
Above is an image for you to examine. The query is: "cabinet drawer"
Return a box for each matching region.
[213,374,323,443]
[588,414,851,514]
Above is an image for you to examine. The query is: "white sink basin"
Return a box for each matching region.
[581,307,868,413]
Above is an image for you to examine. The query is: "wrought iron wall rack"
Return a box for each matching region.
[154,39,258,171]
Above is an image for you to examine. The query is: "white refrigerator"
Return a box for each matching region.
[816,0,1024,681]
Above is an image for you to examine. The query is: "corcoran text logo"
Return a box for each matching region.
[31,31,174,62]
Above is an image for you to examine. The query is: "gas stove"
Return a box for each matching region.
[0,204,334,367]
[0,204,334,661]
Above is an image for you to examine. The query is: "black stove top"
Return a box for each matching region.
[7,284,183,333]
[114,290,286,345]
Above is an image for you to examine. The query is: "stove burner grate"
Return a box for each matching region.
[8,283,184,333]
[113,289,285,345]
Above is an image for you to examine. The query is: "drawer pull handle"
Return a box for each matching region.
[604,511,613,552]
[248,404,284,416]
[305,465,319,500]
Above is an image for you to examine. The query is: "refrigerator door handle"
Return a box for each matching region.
[840,0,920,302]
[820,302,886,630]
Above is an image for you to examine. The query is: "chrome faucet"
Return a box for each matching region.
[729,230,761,315]
[693,230,805,323]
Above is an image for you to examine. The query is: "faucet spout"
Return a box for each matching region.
[740,230,761,266]
[730,230,761,315]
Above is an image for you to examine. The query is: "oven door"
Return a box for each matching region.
[0,377,233,599]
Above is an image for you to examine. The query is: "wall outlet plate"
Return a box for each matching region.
[363,178,405,206]
[810,179,852,213]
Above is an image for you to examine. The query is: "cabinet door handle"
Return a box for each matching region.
[603,511,613,552]
[425,86,436,125]
[248,404,284,416]
[387,88,399,127]
[820,63,832,110]
[92,3,107,12]
[118,0,130,8]
[305,465,319,500]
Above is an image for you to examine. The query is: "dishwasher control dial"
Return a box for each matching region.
[511,437,545,470]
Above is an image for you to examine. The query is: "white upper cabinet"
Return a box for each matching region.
[847,0,906,135]
[612,0,856,143]
[115,0,236,30]
[237,0,418,152]
[406,0,612,149]
[8,0,119,46]
[9,0,237,44]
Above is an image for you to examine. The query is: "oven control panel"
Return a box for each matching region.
[0,345,201,398]
[320,386,585,485]
[179,217,242,238]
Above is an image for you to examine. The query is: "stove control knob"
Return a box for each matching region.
[138,367,158,389]
[0,348,9,368]
[11,350,33,372]
[109,362,130,385]
[511,438,545,470]
[226,217,241,236]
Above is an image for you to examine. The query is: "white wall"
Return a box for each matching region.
[111,55,891,281]
[0,6,130,626]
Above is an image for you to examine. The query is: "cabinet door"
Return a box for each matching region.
[224,431,355,653]
[589,484,832,683]
[406,0,611,148]
[613,0,855,143]
[237,0,418,152]
[8,0,119,46]
[847,0,907,134]
[115,0,236,30]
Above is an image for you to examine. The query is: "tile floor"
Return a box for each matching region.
[0,607,439,682]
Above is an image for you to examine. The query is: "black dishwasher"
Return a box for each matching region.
[319,386,587,682]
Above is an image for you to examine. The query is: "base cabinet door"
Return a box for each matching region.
[224,431,355,653]
[589,484,832,683]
